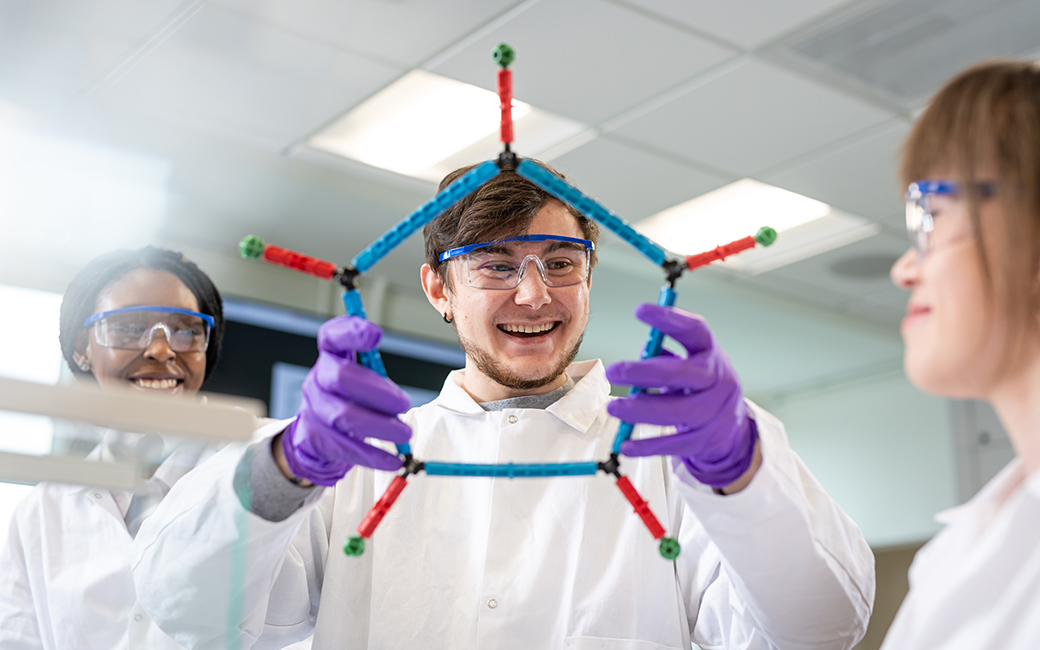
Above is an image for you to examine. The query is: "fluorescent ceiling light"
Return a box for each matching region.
[636,179,880,274]
[308,70,586,182]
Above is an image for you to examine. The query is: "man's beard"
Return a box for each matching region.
[457,329,584,391]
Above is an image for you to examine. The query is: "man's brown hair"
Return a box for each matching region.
[423,160,600,291]
[901,60,1040,353]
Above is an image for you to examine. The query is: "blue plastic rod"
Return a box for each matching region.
[424,461,599,478]
[351,161,501,273]
[612,285,677,454]
[341,289,412,457]
[516,159,668,266]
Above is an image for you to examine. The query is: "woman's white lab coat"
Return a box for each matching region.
[0,433,208,650]
[0,431,312,650]
[133,360,875,650]
[881,458,1040,649]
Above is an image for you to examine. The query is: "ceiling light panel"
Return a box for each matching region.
[635,178,880,274]
[308,70,585,182]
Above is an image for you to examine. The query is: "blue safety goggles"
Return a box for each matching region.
[906,180,996,254]
[83,306,215,352]
[438,235,594,290]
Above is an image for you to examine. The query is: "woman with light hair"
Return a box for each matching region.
[887,60,1040,648]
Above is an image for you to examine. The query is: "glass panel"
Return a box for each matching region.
[0,377,265,649]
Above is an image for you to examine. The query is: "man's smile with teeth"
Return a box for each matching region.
[499,322,558,335]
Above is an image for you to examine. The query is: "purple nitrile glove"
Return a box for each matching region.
[605,304,758,489]
[281,316,413,486]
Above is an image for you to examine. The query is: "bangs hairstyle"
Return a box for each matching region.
[423,160,600,291]
[59,246,225,381]
[902,60,1040,349]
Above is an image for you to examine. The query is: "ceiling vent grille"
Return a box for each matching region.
[779,0,1040,108]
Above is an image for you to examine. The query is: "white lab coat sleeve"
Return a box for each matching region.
[0,498,45,650]
[674,402,874,650]
[132,438,333,650]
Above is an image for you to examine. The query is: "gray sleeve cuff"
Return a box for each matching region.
[233,436,323,522]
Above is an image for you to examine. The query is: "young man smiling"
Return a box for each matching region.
[133,164,874,650]
[421,185,592,403]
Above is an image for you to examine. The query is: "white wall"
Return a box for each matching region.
[763,371,956,547]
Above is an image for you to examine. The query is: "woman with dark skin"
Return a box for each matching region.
[0,247,225,650]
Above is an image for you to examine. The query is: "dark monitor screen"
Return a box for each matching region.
[202,298,465,418]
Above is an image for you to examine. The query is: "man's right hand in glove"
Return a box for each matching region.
[274,316,413,487]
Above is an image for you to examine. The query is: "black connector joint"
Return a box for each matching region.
[401,454,425,477]
[335,267,362,291]
[497,149,519,172]
[598,453,622,478]
[662,260,684,288]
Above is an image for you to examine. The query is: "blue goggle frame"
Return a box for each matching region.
[906,180,997,254]
[438,234,595,264]
[82,305,215,329]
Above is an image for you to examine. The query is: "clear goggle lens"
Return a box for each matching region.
[905,182,934,253]
[455,239,592,290]
[905,180,995,255]
[85,308,212,352]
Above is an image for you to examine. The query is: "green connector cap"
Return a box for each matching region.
[754,226,778,247]
[239,235,266,260]
[659,537,681,560]
[493,43,515,68]
[344,535,366,557]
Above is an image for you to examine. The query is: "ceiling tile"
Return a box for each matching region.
[429,0,736,125]
[213,0,518,68]
[612,57,894,177]
[100,4,404,150]
[620,0,858,49]
[0,0,188,107]
[780,0,1040,108]
[550,135,731,222]
[762,119,910,225]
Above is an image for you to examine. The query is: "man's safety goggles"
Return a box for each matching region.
[438,235,594,290]
[82,306,215,353]
[905,180,995,255]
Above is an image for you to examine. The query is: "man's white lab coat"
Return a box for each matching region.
[133,360,874,650]
[881,458,1040,649]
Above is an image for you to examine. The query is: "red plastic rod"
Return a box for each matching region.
[263,244,339,280]
[684,235,756,271]
[498,68,514,145]
[615,476,665,539]
[356,476,409,539]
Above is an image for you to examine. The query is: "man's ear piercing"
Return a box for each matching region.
[443,313,453,324]
[77,359,91,372]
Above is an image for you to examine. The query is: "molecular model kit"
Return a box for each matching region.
[239,44,776,561]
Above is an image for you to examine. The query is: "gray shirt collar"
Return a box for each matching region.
[478,376,576,411]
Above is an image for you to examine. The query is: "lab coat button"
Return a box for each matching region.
[487,598,498,609]
[134,614,143,622]
[92,493,101,499]
[507,415,518,424]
